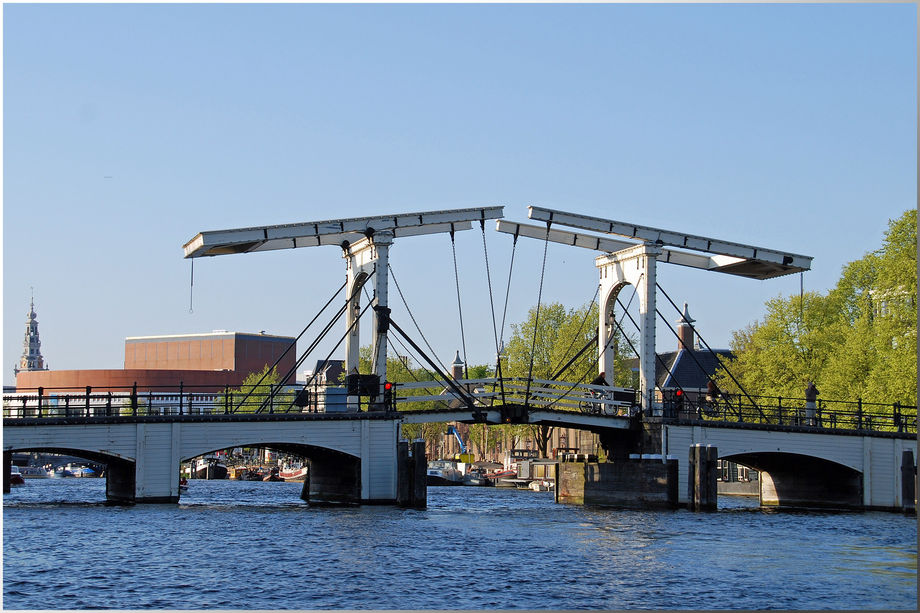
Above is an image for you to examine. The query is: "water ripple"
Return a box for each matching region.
[4,479,916,609]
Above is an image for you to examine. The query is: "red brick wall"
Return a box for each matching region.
[122,334,296,384]
[234,336,296,384]
[124,338,235,371]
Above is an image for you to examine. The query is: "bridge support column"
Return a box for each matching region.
[105,458,136,504]
[133,423,181,503]
[688,444,718,511]
[901,450,916,515]
[304,451,361,505]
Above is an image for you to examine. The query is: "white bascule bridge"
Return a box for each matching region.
[4,206,915,512]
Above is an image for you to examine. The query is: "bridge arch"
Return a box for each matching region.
[3,444,138,504]
[181,441,361,505]
[4,444,132,465]
[722,451,862,509]
[5,417,399,505]
[663,424,915,511]
[598,280,631,386]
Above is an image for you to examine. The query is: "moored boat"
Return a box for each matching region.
[9,466,25,486]
[263,467,284,482]
[427,459,463,486]
[279,463,308,482]
[461,468,494,487]
[193,456,228,480]
[20,465,51,479]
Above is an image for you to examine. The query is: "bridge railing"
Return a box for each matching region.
[669,393,917,435]
[2,383,382,419]
[392,377,638,415]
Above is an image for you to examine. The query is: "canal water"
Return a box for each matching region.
[3,479,917,610]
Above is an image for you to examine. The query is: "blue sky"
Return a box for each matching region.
[3,3,916,386]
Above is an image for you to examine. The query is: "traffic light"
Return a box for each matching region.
[675,388,685,412]
[500,404,527,424]
[383,381,394,411]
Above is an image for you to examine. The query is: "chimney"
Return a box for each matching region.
[451,350,465,380]
[675,302,695,352]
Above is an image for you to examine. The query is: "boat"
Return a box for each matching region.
[9,466,25,486]
[426,459,463,486]
[461,468,494,487]
[20,465,51,479]
[263,467,284,482]
[484,469,516,480]
[71,466,98,478]
[280,463,309,482]
[193,456,228,480]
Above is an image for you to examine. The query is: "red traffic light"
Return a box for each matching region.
[675,389,683,396]
[384,381,393,391]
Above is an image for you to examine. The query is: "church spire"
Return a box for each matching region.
[14,292,48,377]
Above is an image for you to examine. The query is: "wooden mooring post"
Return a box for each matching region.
[901,449,916,515]
[689,444,718,511]
[398,439,427,508]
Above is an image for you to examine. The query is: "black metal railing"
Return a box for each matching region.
[2,382,382,419]
[660,392,916,435]
[5,383,916,437]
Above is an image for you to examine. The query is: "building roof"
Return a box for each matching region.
[655,348,734,390]
[125,331,294,342]
[627,347,734,391]
[311,359,345,384]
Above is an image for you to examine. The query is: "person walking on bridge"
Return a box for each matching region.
[706,379,720,417]
[804,382,819,426]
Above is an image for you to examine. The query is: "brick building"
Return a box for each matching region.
[14,331,296,392]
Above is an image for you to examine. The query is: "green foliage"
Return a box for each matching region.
[502,300,635,386]
[499,300,637,456]
[716,210,916,408]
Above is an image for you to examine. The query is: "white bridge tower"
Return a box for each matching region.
[498,207,812,412]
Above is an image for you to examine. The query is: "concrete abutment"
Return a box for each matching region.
[556,458,679,509]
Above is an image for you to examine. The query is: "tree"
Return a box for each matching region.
[716,210,916,412]
[501,300,637,456]
[217,364,293,413]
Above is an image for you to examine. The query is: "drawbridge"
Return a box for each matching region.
[180,204,813,424]
[7,205,917,510]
